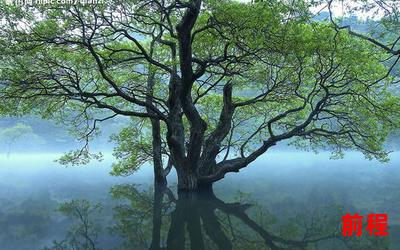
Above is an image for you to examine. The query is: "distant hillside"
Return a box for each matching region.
[0,116,130,154]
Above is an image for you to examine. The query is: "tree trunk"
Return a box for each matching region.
[176,166,198,191]
[175,165,213,191]
[154,169,167,186]
[152,118,167,187]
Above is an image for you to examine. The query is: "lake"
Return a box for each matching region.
[0,151,398,249]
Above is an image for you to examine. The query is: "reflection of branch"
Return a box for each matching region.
[111,185,341,250]
[163,189,339,250]
[200,203,233,250]
[73,205,96,250]
[45,200,101,250]
[198,194,292,250]
[150,185,166,250]
[197,191,340,250]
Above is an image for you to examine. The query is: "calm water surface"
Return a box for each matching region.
[0,151,399,250]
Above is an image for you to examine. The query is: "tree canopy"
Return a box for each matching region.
[0,122,44,155]
[0,0,399,190]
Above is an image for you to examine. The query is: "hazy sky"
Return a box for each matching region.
[236,0,387,20]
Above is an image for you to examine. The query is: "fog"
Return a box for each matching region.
[0,117,399,249]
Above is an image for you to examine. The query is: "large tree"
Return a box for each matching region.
[0,0,399,190]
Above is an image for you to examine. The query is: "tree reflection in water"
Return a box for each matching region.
[45,185,390,250]
[43,200,102,250]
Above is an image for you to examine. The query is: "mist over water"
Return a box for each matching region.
[0,151,399,249]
